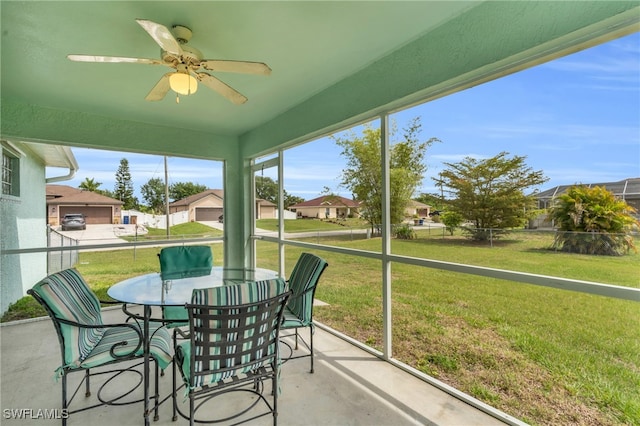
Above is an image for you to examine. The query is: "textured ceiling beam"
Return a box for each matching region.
[0,101,238,160]
[240,1,639,158]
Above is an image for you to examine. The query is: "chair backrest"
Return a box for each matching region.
[184,279,290,387]
[286,253,328,325]
[28,268,105,367]
[159,245,213,280]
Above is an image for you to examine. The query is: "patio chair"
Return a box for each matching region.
[27,268,172,425]
[280,252,328,373]
[172,278,291,426]
[158,245,213,326]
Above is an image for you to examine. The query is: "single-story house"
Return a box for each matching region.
[1,141,77,314]
[536,178,640,212]
[46,184,124,226]
[256,198,277,220]
[289,195,360,219]
[405,200,431,218]
[170,189,276,221]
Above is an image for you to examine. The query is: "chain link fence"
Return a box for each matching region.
[438,226,639,254]
[47,225,79,274]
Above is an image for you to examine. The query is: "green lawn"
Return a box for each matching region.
[254,235,639,425]
[256,218,368,232]
[2,229,638,425]
[122,222,223,241]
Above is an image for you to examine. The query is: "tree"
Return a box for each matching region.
[79,177,115,198]
[334,117,439,230]
[436,151,547,241]
[441,211,464,236]
[141,178,166,213]
[255,176,278,203]
[114,158,137,210]
[78,177,102,192]
[169,182,207,202]
[415,192,447,212]
[549,185,638,255]
[284,193,304,209]
[255,175,304,209]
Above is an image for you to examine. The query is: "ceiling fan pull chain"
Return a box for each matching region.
[176,93,180,104]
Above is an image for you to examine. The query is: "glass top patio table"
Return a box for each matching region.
[108,267,279,306]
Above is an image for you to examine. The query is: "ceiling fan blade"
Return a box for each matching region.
[201,60,272,75]
[196,72,248,105]
[145,73,172,101]
[136,19,183,56]
[67,54,164,65]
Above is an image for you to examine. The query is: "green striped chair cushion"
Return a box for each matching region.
[281,309,305,328]
[31,268,172,371]
[30,269,105,368]
[159,245,213,280]
[190,278,286,306]
[282,253,328,327]
[159,245,213,326]
[81,322,172,370]
[162,306,189,328]
[176,278,287,388]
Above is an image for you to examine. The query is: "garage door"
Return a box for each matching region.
[195,207,223,222]
[60,206,112,224]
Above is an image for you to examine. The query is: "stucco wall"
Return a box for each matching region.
[188,196,224,221]
[296,206,336,219]
[0,146,48,314]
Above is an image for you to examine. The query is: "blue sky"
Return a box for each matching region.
[54,32,639,201]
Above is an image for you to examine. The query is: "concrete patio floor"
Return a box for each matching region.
[1,307,509,426]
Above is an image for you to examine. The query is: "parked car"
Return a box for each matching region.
[429,210,442,217]
[61,213,86,231]
[218,214,224,223]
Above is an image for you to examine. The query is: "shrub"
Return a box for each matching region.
[441,211,463,235]
[394,224,416,239]
[549,185,639,255]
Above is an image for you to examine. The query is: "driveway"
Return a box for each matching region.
[55,224,146,245]
[197,221,224,231]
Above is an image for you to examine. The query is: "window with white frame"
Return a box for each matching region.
[1,148,20,197]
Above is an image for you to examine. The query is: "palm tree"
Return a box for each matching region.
[78,177,102,192]
[549,185,639,255]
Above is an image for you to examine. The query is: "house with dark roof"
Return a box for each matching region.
[536,178,640,212]
[46,184,124,226]
[169,189,276,221]
[289,195,360,219]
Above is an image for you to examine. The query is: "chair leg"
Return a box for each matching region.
[294,328,299,350]
[154,360,160,421]
[189,394,195,426]
[172,332,178,422]
[309,325,314,374]
[84,369,91,397]
[62,373,68,426]
[272,368,278,426]
[172,359,178,422]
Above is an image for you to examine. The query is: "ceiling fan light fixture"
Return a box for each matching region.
[169,72,198,95]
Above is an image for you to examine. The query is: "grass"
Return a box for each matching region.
[256,218,368,232]
[2,227,638,425]
[252,234,639,425]
[121,221,222,241]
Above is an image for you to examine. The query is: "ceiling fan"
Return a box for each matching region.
[67,19,271,104]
